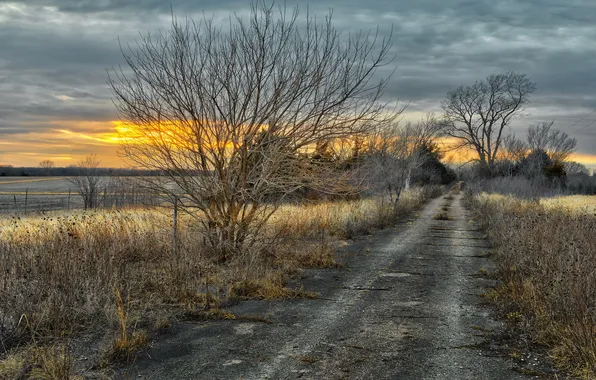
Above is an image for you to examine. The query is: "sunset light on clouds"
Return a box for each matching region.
[0,0,595,169]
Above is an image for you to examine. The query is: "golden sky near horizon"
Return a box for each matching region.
[1,119,596,169]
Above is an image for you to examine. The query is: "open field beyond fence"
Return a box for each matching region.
[0,177,156,213]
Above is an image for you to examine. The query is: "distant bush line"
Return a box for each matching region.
[0,166,160,177]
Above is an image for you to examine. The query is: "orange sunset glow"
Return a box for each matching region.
[0,120,125,167]
[2,119,595,169]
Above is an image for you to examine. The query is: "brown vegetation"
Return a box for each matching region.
[0,186,442,374]
[469,193,596,378]
[0,345,77,380]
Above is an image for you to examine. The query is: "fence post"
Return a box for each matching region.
[68,189,71,210]
[13,194,17,211]
[24,190,28,214]
[173,195,178,256]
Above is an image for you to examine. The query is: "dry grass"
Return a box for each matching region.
[0,186,442,372]
[100,288,149,365]
[273,187,442,240]
[0,345,78,379]
[470,193,596,378]
[433,210,452,220]
[540,195,596,213]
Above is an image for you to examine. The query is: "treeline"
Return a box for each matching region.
[0,166,160,177]
[458,120,596,195]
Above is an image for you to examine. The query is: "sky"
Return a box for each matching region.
[0,0,595,169]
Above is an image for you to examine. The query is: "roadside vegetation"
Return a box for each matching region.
[450,71,596,377]
[467,186,596,379]
[0,186,443,376]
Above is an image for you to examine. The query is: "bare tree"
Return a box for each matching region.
[500,134,528,164]
[564,161,589,176]
[527,121,576,163]
[442,72,536,172]
[68,154,104,210]
[108,2,395,258]
[38,159,55,176]
[38,159,55,169]
[361,114,442,209]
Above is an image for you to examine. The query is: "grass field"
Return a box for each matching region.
[470,193,596,378]
[540,195,596,213]
[0,177,150,213]
[0,178,81,213]
[477,192,596,214]
[0,177,72,193]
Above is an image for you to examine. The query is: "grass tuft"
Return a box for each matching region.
[101,288,149,365]
[433,211,452,220]
[0,345,77,380]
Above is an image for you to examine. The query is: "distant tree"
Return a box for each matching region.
[441,72,536,174]
[38,159,55,175]
[68,154,104,210]
[564,161,589,176]
[518,148,567,181]
[517,149,552,179]
[501,134,528,164]
[410,142,456,186]
[361,115,443,209]
[38,160,55,169]
[526,121,576,163]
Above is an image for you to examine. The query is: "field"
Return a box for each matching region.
[0,177,151,213]
[0,176,73,191]
[469,193,596,378]
[540,195,596,213]
[0,177,85,212]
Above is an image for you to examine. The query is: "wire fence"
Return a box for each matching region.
[0,190,160,214]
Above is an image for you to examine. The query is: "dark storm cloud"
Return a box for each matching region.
[0,0,595,160]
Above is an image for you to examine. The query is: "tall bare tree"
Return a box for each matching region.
[442,72,536,172]
[108,2,395,258]
[68,154,104,210]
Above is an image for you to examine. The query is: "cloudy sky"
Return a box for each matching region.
[0,0,595,168]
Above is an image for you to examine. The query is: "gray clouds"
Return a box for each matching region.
[0,0,595,163]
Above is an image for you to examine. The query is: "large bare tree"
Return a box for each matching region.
[108,2,395,258]
[442,72,536,171]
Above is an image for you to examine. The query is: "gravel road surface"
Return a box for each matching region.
[121,193,536,380]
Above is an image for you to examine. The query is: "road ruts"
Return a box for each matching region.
[122,193,532,380]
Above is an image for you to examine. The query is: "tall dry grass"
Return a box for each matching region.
[469,193,596,378]
[0,185,442,370]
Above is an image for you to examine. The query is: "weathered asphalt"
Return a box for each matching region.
[119,193,536,379]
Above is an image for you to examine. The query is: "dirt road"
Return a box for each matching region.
[123,193,534,379]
